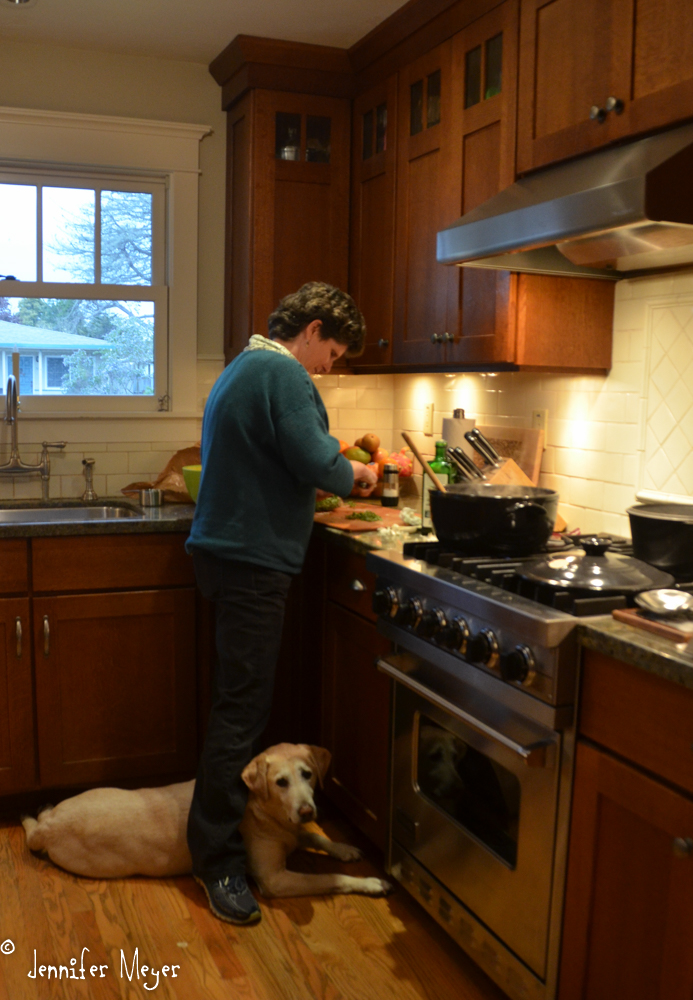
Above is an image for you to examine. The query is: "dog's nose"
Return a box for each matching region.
[298,805,315,822]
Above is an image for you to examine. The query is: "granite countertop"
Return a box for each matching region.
[579,616,693,691]
[0,498,195,536]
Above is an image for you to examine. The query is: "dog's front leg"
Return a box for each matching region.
[256,868,393,899]
[296,829,362,862]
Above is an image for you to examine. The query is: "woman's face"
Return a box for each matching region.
[292,321,347,375]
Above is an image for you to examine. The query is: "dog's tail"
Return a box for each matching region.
[21,806,53,852]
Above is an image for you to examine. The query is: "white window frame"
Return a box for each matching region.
[0,106,210,416]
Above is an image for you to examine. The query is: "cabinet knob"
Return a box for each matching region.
[15,617,22,658]
[589,105,607,124]
[672,837,693,859]
[430,333,441,344]
[442,332,454,343]
[377,338,390,349]
[43,615,50,656]
[605,96,624,114]
[349,578,367,592]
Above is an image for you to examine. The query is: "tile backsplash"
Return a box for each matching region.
[318,269,693,537]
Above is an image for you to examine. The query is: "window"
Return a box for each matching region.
[0,106,210,416]
[0,171,165,401]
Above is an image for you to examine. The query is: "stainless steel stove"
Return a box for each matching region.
[366,542,585,1000]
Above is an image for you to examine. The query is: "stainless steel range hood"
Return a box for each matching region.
[437,122,693,280]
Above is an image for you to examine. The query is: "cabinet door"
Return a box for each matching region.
[0,598,35,793]
[559,741,693,1000]
[611,0,693,140]
[322,602,391,850]
[517,0,631,172]
[447,0,520,366]
[349,77,397,367]
[393,42,458,367]
[34,589,197,786]
[252,91,351,337]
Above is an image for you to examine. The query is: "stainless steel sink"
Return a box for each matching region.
[0,503,143,523]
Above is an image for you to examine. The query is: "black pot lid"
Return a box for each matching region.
[521,536,675,593]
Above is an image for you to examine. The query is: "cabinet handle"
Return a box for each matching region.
[673,837,693,859]
[377,338,390,349]
[349,579,367,592]
[15,617,22,658]
[605,96,624,114]
[442,332,454,343]
[43,615,50,656]
[589,105,607,124]
[430,333,441,344]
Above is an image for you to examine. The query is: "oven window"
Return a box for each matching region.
[417,717,521,867]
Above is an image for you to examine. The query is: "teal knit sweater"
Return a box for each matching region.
[186,351,354,574]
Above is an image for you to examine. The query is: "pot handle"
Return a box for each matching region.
[506,500,550,530]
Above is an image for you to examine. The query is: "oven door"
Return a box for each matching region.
[382,654,562,979]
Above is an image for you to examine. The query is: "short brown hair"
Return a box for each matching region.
[268,282,366,358]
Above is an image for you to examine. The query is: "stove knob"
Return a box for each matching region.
[395,597,423,628]
[437,616,470,653]
[466,628,499,668]
[416,608,447,639]
[372,586,398,617]
[500,644,536,685]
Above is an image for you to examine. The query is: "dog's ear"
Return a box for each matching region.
[241,756,270,800]
[305,745,331,787]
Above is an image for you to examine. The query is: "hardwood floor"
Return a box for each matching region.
[0,809,507,1000]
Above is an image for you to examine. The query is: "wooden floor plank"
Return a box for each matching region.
[1,812,506,1000]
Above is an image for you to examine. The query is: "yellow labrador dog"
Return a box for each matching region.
[21,743,391,898]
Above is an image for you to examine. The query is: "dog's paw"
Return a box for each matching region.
[362,877,394,896]
[331,842,362,863]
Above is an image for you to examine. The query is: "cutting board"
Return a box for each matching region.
[314,502,406,532]
[612,607,693,641]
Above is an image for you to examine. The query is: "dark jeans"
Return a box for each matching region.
[188,549,292,879]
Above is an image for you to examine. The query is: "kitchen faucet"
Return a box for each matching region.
[0,374,66,499]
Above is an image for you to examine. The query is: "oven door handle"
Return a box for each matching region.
[377,657,556,767]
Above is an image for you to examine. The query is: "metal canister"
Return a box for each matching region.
[381,463,399,507]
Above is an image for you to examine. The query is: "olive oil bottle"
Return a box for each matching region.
[421,439,455,530]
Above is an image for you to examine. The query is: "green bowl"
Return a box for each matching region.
[182,465,202,503]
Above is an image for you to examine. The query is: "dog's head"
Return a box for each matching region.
[241,743,331,826]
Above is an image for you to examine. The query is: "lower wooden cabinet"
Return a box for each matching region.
[321,601,391,850]
[560,739,693,1000]
[0,597,35,794]
[33,589,197,787]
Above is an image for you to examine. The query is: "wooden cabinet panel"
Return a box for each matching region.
[349,77,397,367]
[326,545,377,622]
[322,602,391,850]
[32,534,195,593]
[0,539,29,595]
[517,0,630,172]
[559,741,693,1000]
[225,89,351,360]
[579,650,693,796]
[33,589,197,786]
[393,42,458,367]
[0,597,35,793]
[447,0,519,366]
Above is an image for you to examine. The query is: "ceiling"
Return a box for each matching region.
[0,0,406,64]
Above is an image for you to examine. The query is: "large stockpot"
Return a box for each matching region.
[628,503,693,580]
[429,483,559,555]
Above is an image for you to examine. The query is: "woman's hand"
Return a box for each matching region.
[349,460,378,498]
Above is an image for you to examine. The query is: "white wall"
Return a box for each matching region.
[318,269,693,537]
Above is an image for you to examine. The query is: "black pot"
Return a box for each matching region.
[520,536,675,594]
[429,483,559,555]
[627,504,693,581]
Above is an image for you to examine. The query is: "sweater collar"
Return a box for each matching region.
[243,334,297,362]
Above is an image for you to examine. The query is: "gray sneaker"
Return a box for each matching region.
[194,874,261,925]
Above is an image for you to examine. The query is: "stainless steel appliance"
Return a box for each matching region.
[367,542,586,1000]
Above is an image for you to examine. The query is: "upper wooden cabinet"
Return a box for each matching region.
[392,41,459,367]
[517,0,693,173]
[225,89,350,360]
[349,76,398,367]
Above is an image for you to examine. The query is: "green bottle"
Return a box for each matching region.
[422,439,455,530]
